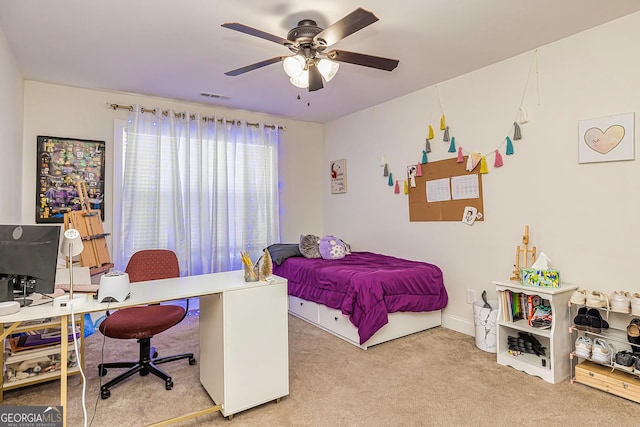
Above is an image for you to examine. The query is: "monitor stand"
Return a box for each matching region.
[14,295,33,307]
[14,277,34,307]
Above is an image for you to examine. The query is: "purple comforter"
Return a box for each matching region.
[273,251,448,344]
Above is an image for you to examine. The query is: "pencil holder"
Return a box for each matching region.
[243,263,259,282]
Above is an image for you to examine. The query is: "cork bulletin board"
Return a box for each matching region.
[408,157,484,221]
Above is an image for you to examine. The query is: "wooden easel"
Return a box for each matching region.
[510,225,537,281]
[63,182,114,276]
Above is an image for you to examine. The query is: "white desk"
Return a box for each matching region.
[0,270,289,426]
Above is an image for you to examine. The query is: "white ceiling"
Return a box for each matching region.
[2,1,640,123]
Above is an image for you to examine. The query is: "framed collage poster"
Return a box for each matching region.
[36,135,106,223]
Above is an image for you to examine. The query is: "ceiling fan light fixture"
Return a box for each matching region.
[283,55,306,78]
[317,59,339,82]
[289,71,309,89]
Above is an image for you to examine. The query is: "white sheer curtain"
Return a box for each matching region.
[115,104,281,275]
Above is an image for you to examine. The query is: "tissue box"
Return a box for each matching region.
[521,268,560,287]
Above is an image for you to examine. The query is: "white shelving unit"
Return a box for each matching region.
[494,280,577,384]
[1,317,84,402]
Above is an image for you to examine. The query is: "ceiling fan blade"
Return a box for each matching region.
[326,50,399,71]
[222,22,292,46]
[308,65,323,92]
[314,8,378,47]
[224,56,287,76]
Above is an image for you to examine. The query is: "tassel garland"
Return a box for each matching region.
[383,163,389,177]
[416,163,423,176]
[457,147,464,163]
[388,173,393,186]
[428,125,434,140]
[513,122,522,140]
[440,114,446,130]
[425,138,431,153]
[518,107,529,124]
[479,156,488,174]
[448,136,456,153]
[505,136,514,155]
[443,126,450,142]
[394,180,400,194]
[421,150,428,164]
[404,180,409,194]
[494,150,504,167]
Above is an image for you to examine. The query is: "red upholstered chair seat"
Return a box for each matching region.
[99,305,185,340]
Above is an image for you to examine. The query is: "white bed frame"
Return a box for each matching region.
[288,295,441,350]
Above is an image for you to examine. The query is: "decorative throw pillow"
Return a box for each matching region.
[319,235,347,260]
[299,234,321,258]
[265,243,303,265]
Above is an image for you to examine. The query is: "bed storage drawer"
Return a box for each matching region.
[318,305,360,343]
[288,296,319,323]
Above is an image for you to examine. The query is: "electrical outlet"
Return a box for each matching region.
[466,289,476,304]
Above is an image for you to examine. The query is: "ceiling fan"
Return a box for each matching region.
[221,7,399,92]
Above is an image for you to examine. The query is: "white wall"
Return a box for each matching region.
[21,82,324,255]
[324,12,640,335]
[0,25,24,223]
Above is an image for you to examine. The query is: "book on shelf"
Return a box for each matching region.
[7,332,80,353]
[502,290,552,326]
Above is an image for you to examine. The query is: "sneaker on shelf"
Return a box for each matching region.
[632,293,640,316]
[611,291,631,314]
[591,338,614,365]
[614,350,636,372]
[574,336,592,359]
[635,356,640,374]
[586,291,610,310]
[570,289,587,306]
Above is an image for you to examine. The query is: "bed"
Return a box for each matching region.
[271,249,448,349]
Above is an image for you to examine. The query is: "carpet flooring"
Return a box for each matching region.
[2,312,639,426]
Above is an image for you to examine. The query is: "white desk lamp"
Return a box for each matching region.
[54,228,88,308]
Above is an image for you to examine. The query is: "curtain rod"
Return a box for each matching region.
[106,103,286,130]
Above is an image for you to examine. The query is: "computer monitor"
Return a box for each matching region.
[0,224,61,306]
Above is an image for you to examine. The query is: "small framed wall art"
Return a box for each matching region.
[330,159,347,194]
[36,135,106,223]
[578,112,635,164]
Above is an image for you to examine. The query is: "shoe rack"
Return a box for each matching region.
[494,280,578,384]
[569,303,640,403]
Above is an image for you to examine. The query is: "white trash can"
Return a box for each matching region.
[473,299,498,353]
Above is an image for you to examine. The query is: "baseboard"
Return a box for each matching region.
[441,313,474,337]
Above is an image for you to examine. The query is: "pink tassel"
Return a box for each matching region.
[394,180,400,194]
[494,150,504,168]
[457,147,464,163]
[416,163,423,177]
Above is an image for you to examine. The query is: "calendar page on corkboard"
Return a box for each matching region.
[407,157,484,221]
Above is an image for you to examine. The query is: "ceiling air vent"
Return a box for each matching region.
[200,91,230,100]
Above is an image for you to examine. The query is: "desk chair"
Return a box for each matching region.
[97,249,196,399]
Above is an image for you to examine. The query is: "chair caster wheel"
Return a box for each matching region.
[101,389,111,399]
[189,357,197,365]
[165,380,173,390]
[98,367,107,377]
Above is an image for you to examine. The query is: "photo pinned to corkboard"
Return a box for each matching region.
[330,159,347,194]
